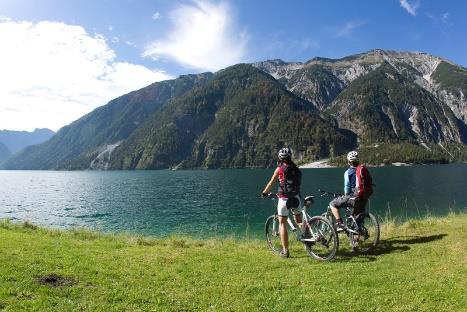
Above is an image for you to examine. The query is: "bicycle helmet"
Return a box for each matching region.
[347,151,359,162]
[278,147,292,160]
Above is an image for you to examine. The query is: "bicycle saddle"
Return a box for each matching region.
[304,196,314,207]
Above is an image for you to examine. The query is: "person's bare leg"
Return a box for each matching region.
[331,205,341,220]
[279,216,288,252]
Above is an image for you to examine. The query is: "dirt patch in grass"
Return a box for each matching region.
[36,274,77,287]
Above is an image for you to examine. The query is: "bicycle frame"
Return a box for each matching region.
[327,206,360,235]
[318,189,380,253]
[264,193,338,261]
[319,189,364,234]
[271,197,320,243]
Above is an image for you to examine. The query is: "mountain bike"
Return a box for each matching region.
[318,189,380,253]
[264,193,338,261]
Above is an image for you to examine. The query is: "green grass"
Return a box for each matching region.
[0,214,466,311]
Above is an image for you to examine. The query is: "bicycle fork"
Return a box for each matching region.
[275,215,318,243]
[285,218,302,241]
[290,217,319,244]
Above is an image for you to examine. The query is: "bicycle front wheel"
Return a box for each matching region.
[265,215,282,255]
[349,212,380,253]
[303,216,338,261]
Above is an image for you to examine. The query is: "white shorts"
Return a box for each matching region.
[277,195,303,217]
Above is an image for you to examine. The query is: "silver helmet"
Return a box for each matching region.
[278,147,292,160]
[347,151,359,162]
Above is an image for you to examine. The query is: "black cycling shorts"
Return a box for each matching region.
[330,195,367,215]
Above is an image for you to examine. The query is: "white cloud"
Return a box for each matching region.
[125,40,137,48]
[441,12,449,23]
[426,12,452,27]
[400,0,420,16]
[335,21,364,38]
[0,20,172,131]
[143,0,248,71]
[152,12,161,20]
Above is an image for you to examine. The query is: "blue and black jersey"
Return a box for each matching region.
[344,166,357,196]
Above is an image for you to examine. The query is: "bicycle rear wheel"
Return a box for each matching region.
[349,212,380,253]
[265,215,282,255]
[303,216,338,261]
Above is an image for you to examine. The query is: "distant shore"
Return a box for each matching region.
[299,159,335,169]
[299,159,452,168]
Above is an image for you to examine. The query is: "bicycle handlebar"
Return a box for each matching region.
[264,190,343,199]
[262,192,278,199]
[318,189,343,198]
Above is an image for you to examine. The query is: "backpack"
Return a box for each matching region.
[280,163,302,197]
[355,164,373,198]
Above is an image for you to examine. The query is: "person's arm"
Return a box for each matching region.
[261,168,280,195]
[344,170,351,195]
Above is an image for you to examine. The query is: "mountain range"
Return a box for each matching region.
[3,49,467,170]
[0,141,10,162]
[0,129,54,163]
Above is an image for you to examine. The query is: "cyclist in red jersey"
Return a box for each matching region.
[261,147,302,258]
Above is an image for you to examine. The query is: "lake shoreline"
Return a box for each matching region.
[299,159,415,168]
[299,160,466,169]
[299,159,335,169]
[1,160,465,171]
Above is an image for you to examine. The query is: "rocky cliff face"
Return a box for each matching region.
[254,49,467,145]
[329,62,465,144]
[430,61,467,124]
[256,50,444,85]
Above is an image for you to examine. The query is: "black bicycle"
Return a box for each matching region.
[263,193,338,261]
[318,189,380,253]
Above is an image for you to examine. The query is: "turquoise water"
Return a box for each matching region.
[0,164,466,237]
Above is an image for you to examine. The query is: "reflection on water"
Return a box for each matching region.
[0,164,466,237]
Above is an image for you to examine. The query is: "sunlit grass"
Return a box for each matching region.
[0,213,466,311]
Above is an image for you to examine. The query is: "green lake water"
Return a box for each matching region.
[0,164,466,237]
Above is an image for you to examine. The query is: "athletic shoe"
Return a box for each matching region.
[279,249,290,258]
[335,222,346,232]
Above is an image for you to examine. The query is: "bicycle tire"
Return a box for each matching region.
[349,212,380,253]
[265,215,282,255]
[303,216,338,261]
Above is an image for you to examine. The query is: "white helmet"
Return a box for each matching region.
[347,151,359,162]
[278,147,292,160]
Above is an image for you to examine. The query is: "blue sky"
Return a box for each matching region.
[0,0,465,131]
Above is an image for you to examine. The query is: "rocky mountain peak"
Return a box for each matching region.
[3,50,466,170]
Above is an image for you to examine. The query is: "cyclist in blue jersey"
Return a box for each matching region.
[329,151,369,231]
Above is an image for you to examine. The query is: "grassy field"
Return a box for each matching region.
[0,214,466,311]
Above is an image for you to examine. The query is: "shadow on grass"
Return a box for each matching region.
[333,233,447,263]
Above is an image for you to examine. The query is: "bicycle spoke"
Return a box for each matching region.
[350,213,380,253]
[265,215,282,255]
[303,216,338,261]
